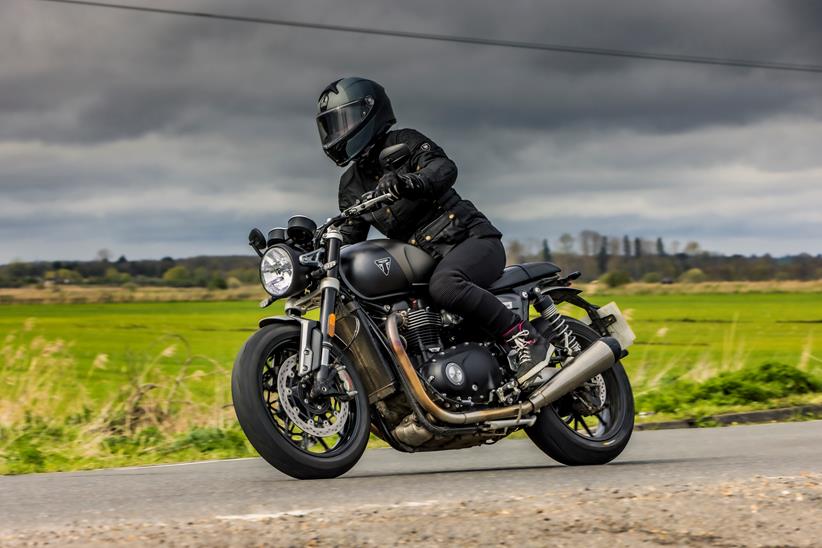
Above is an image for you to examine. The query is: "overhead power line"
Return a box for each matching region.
[37,0,822,75]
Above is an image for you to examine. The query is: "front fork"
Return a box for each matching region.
[311,228,343,397]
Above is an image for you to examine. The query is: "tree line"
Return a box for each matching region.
[505,231,822,286]
[0,253,259,289]
[0,232,820,289]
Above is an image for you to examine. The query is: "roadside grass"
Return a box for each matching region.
[583,279,822,296]
[0,285,263,305]
[1,290,821,473]
[2,279,822,306]
[0,324,254,475]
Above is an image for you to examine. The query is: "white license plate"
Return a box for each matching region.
[586,301,636,349]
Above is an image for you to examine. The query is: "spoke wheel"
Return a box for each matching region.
[232,324,370,479]
[526,317,634,466]
[553,371,622,441]
[260,344,357,457]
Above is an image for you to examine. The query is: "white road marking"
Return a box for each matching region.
[216,500,443,521]
[109,457,260,472]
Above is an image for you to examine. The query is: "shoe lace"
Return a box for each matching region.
[506,329,533,365]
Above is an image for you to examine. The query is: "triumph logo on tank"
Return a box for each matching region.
[374,257,392,276]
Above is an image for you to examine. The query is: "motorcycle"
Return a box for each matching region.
[232,143,636,480]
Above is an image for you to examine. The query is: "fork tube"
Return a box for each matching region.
[314,228,343,389]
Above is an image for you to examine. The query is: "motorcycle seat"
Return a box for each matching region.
[488,262,561,292]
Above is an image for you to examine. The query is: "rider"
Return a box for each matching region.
[315,77,552,385]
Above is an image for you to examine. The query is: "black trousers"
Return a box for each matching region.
[428,236,518,336]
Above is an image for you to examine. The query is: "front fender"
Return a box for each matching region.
[259,315,302,329]
[258,315,321,374]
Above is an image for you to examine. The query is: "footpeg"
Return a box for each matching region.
[494,380,520,404]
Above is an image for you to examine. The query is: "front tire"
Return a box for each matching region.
[526,317,634,466]
[232,324,370,479]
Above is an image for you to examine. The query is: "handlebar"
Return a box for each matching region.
[341,191,396,218]
[311,191,396,247]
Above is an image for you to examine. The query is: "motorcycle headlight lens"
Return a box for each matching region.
[260,246,294,296]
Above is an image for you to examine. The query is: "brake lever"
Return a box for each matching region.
[311,193,395,248]
[343,192,395,217]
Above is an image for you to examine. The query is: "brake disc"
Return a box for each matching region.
[572,373,608,415]
[277,355,350,437]
[590,374,607,407]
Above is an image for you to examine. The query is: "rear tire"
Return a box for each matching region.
[232,324,370,479]
[526,317,634,466]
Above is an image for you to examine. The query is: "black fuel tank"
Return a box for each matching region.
[340,239,436,301]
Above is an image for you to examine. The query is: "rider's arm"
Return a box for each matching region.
[338,188,370,245]
[401,129,458,198]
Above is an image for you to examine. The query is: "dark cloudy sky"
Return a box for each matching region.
[2,0,821,263]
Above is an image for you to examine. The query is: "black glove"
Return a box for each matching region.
[377,172,426,199]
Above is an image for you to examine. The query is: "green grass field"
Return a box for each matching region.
[1,292,821,404]
[1,291,820,473]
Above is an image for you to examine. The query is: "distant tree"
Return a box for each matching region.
[623,235,631,257]
[558,233,575,254]
[115,255,128,265]
[671,240,681,254]
[597,237,609,274]
[54,268,82,284]
[506,240,525,265]
[162,266,191,285]
[599,270,632,288]
[208,275,228,290]
[96,249,111,262]
[634,237,642,258]
[192,267,210,287]
[684,241,702,255]
[642,272,662,283]
[579,230,601,256]
[656,237,667,256]
[541,239,553,262]
[103,267,131,284]
[679,267,707,283]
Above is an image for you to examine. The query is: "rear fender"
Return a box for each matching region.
[258,316,321,375]
[538,285,583,305]
[534,286,615,338]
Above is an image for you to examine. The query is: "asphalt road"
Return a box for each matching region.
[1,422,820,545]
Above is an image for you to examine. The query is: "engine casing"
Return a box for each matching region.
[420,343,502,403]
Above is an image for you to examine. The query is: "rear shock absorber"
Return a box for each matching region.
[533,292,581,353]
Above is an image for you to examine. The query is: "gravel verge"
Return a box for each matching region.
[2,473,819,547]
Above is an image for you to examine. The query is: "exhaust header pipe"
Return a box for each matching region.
[385,313,620,425]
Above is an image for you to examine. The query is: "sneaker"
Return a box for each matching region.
[504,321,555,385]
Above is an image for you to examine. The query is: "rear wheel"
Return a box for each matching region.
[232,324,370,479]
[526,317,634,465]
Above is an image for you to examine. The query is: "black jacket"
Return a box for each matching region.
[337,128,500,255]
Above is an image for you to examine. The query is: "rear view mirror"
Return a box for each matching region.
[248,228,266,251]
[378,143,411,171]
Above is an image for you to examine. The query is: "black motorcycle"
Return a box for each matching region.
[232,144,635,480]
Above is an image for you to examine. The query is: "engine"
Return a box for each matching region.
[401,300,504,405]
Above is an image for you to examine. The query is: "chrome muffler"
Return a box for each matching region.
[527,337,621,409]
[385,313,621,425]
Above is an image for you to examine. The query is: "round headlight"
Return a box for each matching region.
[260,246,294,296]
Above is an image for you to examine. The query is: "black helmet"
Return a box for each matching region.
[316,77,396,166]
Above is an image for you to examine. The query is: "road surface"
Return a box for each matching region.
[1,421,820,546]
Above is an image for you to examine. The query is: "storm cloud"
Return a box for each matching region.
[1,0,821,262]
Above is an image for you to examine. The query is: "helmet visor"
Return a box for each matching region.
[316,97,374,147]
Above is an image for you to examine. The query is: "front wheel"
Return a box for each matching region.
[231,324,370,479]
[526,317,634,465]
